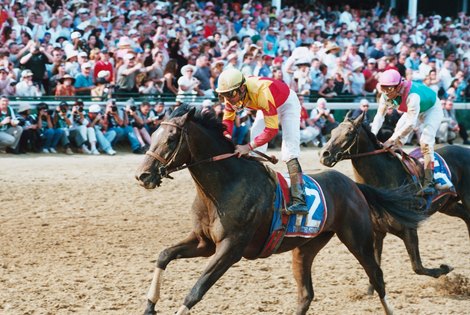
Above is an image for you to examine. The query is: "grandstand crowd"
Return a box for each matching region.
[0,0,469,154]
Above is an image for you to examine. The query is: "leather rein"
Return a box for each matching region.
[145,121,277,178]
[339,121,391,160]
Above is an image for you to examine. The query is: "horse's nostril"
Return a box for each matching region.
[322,150,331,158]
[138,172,151,182]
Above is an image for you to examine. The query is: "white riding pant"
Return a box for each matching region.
[250,89,301,162]
[395,99,443,167]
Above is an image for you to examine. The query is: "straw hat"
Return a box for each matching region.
[181,64,196,75]
[324,42,341,53]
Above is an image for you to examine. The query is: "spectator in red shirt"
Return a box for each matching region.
[363,58,380,93]
[93,48,114,83]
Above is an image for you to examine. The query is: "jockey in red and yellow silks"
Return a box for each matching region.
[222,76,290,148]
[216,68,308,215]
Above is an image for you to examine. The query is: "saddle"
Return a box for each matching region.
[388,147,456,203]
[389,148,424,183]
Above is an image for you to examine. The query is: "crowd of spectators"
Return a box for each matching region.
[0,0,470,154]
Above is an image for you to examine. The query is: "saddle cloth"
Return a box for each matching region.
[258,173,328,258]
[408,148,455,195]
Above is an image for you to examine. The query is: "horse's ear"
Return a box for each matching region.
[344,110,353,121]
[353,111,365,126]
[184,106,197,122]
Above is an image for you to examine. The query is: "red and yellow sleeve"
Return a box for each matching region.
[251,88,279,148]
[222,107,236,138]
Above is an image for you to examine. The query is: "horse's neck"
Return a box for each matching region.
[186,125,246,194]
[351,130,407,187]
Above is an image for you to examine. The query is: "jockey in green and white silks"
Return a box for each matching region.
[371,69,444,196]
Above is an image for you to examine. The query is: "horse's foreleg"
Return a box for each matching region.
[178,236,247,312]
[292,232,334,315]
[144,232,215,315]
[368,231,385,295]
[400,228,452,278]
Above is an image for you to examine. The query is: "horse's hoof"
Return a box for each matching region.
[366,285,375,296]
[440,264,454,275]
[144,301,157,315]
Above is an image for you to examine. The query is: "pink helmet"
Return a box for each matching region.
[379,69,402,86]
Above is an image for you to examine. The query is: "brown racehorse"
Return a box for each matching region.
[135,105,424,315]
[320,112,470,285]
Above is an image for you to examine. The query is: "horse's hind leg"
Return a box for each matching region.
[292,232,334,315]
[144,232,215,315]
[398,227,452,278]
[367,231,386,295]
[336,223,393,315]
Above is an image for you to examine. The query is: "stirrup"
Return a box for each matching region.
[417,185,437,196]
[285,203,309,215]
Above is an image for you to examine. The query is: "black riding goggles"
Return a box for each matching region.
[219,88,241,99]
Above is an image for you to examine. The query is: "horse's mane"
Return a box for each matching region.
[170,104,235,149]
[361,122,383,150]
[345,117,382,150]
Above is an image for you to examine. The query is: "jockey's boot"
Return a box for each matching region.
[417,168,437,196]
[286,158,309,215]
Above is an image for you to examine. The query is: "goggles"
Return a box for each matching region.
[381,85,399,93]
[219,88,241,99]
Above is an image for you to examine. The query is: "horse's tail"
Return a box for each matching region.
[356,183,427,229]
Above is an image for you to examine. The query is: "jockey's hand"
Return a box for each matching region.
[383,138,402,150]
[235,144,251,157]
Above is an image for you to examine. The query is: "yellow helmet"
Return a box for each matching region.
[216,68,245,93]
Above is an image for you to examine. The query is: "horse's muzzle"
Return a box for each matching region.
[319,149,338,167]
[135,171,162,189]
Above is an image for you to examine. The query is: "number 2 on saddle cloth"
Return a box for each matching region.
[258,173,328,258]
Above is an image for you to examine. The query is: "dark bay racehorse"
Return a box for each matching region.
[135,105,424,315]
[320,113,470,282]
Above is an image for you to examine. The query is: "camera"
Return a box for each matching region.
[60,107,67,113]
[47,109,54,116]
[111,105,118,112]
[78,107,84,112]
[130,105,137,111]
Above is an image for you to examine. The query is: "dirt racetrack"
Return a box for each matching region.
[1,147,469,315]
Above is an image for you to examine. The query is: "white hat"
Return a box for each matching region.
[295,58,310,66]
[367,58,377,64]
[77,21,91,30]
[227,53,238,61]
[77,8,89,15]
[316,97,327,106]
[97,70,110,78]
[181,64,196,75]
[21,69,33,79]
[81,62,92,69]
[420,53,428,60]
[359,98,369,106]
[71,31,82,40]
[313,41,322,47]
[18,103,31,113]
[351,61,364,71]
[88,104,101,113]
[66,50,78,60]
[124,53,136,60]
[78,51,88,58]
[128,29,139,36]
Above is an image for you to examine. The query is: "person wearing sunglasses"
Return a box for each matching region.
[371,69,444,196]
[216,68,308,215]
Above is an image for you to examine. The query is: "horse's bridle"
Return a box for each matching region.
[145,121,237,178]
[339,121,389,160]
